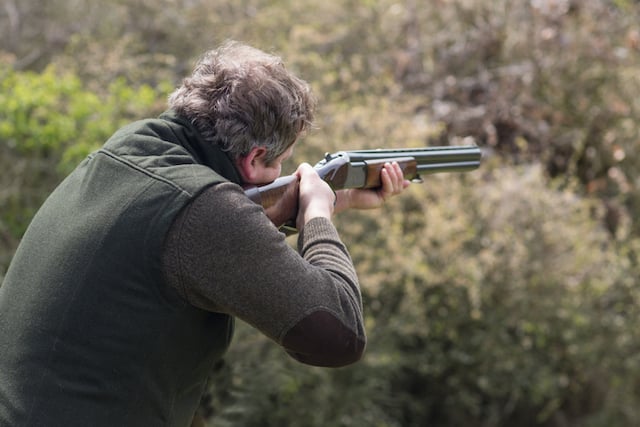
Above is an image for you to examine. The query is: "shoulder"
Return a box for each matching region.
[176,183,272,237]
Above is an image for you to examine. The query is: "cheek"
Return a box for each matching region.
[255,165,282,185]
[268,165,282,181]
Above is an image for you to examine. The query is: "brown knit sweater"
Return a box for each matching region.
[161,182,366,367]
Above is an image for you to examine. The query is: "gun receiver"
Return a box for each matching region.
[245,145,482,232]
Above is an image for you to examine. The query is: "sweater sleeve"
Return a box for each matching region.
[161,182,366,367]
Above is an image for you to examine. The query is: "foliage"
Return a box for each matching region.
[2,0,640,425]
[203,167,640,426]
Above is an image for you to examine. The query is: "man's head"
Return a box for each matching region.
[168,40,316,182]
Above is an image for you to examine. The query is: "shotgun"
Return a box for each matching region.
[245,145,482,233]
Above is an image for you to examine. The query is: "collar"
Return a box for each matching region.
[159,110,244,185]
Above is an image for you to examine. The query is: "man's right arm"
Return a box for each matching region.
[161,182,366,367]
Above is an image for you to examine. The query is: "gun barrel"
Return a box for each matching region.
[345,145,482,174]
[416,160,480,174]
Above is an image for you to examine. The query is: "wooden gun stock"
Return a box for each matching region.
[245,175,300,229]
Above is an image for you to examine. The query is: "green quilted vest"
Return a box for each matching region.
[0,111,240,426]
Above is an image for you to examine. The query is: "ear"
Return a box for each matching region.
[237,146,268,183]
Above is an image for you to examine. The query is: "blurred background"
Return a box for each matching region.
[2,0,640,425]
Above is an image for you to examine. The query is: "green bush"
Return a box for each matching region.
[199,165,640,426]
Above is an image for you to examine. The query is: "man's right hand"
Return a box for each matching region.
[295,163,335,231]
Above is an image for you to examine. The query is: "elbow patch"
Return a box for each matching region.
[281,310,366,367]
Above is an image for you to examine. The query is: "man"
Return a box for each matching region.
[0,41,409,426]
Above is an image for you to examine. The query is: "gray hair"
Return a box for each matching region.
[168,41,316,163]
